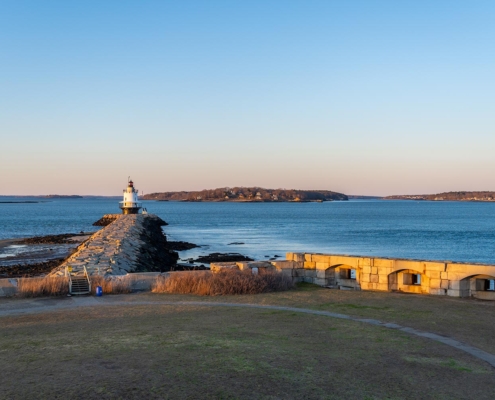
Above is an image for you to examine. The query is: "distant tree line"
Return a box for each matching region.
[142,187,348,202]
[385,191,495,201]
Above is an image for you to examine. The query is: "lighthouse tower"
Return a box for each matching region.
[119,178,142,214]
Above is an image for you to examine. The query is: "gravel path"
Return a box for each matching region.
[1,295,495,368]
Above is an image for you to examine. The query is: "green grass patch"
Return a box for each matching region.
[295,282,323,291]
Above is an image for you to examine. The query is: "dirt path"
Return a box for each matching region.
[1,295,495,369]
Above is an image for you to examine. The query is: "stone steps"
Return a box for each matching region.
[70,276,90,295]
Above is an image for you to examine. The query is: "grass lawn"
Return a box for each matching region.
[1,284,494,399]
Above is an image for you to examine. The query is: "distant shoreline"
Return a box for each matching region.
[384,198,495,203]
[0,201,46,204]
[384,191,495,202]
[0,196,121,199]
[143,187,348,202]
[156,199,340,203]
[3,191,495,203]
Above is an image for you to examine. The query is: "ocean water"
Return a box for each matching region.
[1,197,495,264]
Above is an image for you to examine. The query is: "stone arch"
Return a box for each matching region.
[388,264,424,276]
[388,269,430,294]
[459,274,495,300]
[324,264,361,290]
[455,270,495,281]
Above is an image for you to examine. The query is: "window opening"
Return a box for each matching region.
[341,268,356,280]
[403,273,421,285]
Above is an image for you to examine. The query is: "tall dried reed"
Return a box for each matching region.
[152,269,294,296]
[90,275,133,294]
[17,276,69,297]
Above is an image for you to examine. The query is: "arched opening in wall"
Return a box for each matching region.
[326,264,360,290]
[388,269,429,294]
[459,275,495,300]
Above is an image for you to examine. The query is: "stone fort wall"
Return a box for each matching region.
[213,253,495,301]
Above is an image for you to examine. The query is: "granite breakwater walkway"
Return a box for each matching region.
[50,214,177,277]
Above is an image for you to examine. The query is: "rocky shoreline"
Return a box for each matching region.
[0,258,66,278]
[193,253,254,263]
[0,233,91,277]
[17,233,91,245]
[166,241,200,251]
[133,215,178,273]
[0,217,257,278]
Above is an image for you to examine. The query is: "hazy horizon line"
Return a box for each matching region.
[3,187,495,198]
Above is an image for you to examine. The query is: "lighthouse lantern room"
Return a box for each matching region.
[119,178,142,214]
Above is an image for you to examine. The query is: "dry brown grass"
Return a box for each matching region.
[15,275,132,298]
[90,275,133,295]
[17,276,69,297]
[3,295,495,399]
[152,269,294,295]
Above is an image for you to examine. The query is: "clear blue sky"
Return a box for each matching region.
[1,0,494,195]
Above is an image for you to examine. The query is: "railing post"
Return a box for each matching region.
[84,266,91,294]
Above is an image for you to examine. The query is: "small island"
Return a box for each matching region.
[142,187,348,202]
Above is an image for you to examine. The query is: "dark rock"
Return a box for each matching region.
[228,242,245,245]
[0,258,65,278]
[170,264,208,271]
[133,217,178,273]
[0,201,41,204]
[18,233,88,245]
[166,241,200,251]
[194,253,254,263]
[92,215,120,226]
[93,214,170,227]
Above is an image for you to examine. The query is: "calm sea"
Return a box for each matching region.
[1,197,495,264]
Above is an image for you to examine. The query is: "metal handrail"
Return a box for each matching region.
[83,266,91,293]
[66,266,72,294]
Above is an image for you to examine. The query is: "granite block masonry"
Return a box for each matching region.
[50,214,178,277]
[211,253,495,301]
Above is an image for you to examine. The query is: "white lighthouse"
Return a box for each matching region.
[119,178,142,214]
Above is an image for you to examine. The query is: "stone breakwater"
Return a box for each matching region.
[50,214,178,277]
